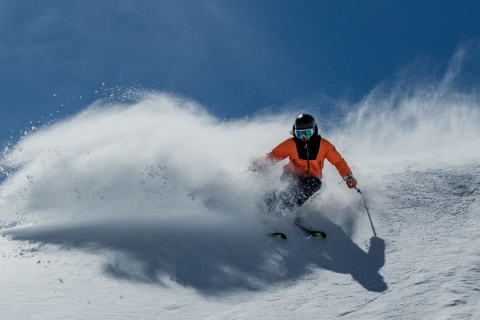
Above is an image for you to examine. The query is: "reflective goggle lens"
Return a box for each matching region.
[295,128,314,139]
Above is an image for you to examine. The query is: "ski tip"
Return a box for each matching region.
[312,231,327,238]
[271,232,287,239]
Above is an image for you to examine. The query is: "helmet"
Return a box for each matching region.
[294,113,316,129]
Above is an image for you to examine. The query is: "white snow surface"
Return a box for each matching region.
[1,73,480,319]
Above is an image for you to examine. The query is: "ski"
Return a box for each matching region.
[268,223,326,240]
[293,221,326,238]
[270,232,287,239]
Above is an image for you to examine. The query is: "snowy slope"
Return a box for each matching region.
[1,77,480,319]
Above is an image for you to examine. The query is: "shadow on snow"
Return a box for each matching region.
[4,212,387,294]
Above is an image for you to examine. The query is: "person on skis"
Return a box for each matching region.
[252,113,357,211]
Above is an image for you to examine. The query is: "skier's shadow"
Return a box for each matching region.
[3,213,387,294]
[290,213,387,292]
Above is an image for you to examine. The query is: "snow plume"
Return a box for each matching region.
[0,93,290,226]
[331,43,480,168]
[1,56,480,228]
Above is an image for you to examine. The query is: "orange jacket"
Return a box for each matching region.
[266,136,352,179]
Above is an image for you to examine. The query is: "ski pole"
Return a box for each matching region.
[355,187,377,238]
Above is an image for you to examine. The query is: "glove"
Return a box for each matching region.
[345,175,357,189]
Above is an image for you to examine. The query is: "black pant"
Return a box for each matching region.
[280,171,322,208]
[265,171,322,212]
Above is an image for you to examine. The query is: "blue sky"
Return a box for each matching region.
[1,0,480,144]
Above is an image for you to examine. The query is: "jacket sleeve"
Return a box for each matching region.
[323,139,352,178]
[266,138,292,163]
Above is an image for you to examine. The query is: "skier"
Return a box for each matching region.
[251,113,357,211]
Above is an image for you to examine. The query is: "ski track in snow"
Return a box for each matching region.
[1,88,480,319]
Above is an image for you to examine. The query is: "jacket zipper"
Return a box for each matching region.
[305,144,310,176]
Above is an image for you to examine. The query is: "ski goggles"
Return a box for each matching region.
[294,128,315,139]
